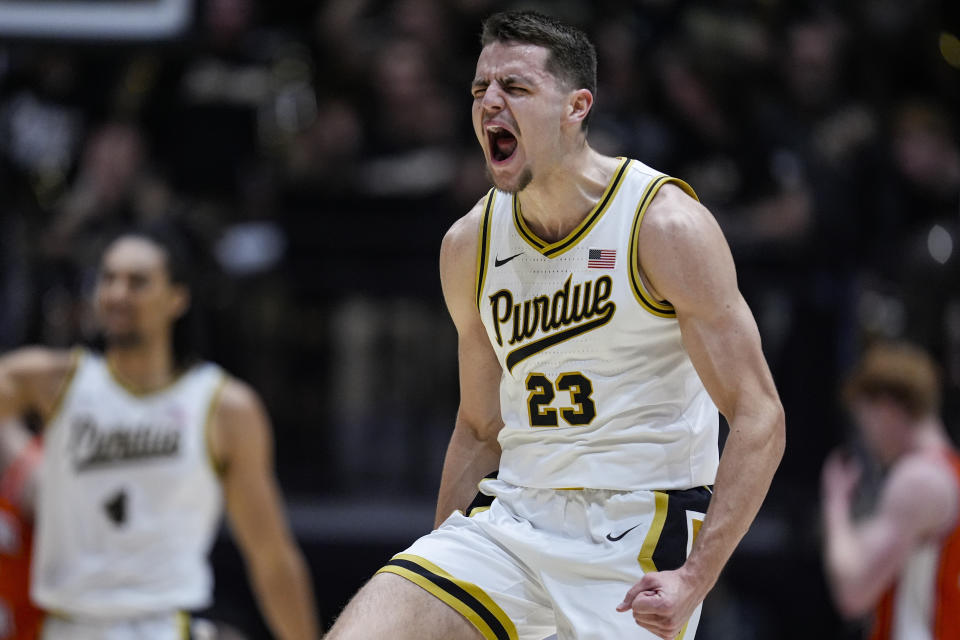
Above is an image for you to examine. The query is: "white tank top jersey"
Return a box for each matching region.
[890,542,938,640]
[475,157,720,491]
[32,349,226,619]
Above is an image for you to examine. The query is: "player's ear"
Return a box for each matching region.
[566,88,593,128]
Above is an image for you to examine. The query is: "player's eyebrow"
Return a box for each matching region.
[471,74,534,90]
[499,74,531,86]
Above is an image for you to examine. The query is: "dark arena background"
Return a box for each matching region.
[1,0,958,637]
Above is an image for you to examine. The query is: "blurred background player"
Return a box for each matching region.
[0,228,319,640]
[0,417,250,640]
[822,342,959,638]
[0,419,41,640]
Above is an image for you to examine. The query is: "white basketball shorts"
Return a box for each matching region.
[378,479,711,640]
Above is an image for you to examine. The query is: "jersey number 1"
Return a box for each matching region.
[526,372,596,427]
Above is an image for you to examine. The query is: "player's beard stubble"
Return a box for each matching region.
[103,330,144,350]
[486,164,533,195]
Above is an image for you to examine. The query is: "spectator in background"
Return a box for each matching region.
[728,10,880,491]
[38,120,176,348]
[0,49,86,206]
[45,121,172,256]
[822,342,960,637]
[358,36,459,198]
[878,102,960,353]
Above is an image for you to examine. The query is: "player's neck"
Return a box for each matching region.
[517,147,620,243]
[105,339,178,393]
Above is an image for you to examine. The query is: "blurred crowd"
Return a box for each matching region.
[0,0,958,635]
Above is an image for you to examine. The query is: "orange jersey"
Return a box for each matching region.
[870,448,960,640]
[0,440,42,640]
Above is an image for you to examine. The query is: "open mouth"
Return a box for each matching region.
[487,126,518,163]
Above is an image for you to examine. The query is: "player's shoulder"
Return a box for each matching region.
[889,451,958,496]
[1,347,79,394]
[884,450,959,533]
[1,346,76,375]
[207,376,271,472]
[440,192,495,286]
[208,376,270,453]
[442,192,491,259]
[0,347,80,417]
[636,179,733,306]
[214,376,265,417]
[642,182,716,240]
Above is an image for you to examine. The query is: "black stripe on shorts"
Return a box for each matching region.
[383,557,511,640]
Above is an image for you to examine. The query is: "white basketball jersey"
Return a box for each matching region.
[476,157,720,491]
[890,543,938,640]
[32,349,225,619]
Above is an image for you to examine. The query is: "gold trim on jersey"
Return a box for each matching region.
[44,347,84,429]
[468,505,490,517]
[203,373,230,478]
[512,158,631,258]
[377,553,518,640]
[105,355,191,397]
[628,176,699,318]
[638,491,669,573]
[177,611,190,640]
[475,189,496,310]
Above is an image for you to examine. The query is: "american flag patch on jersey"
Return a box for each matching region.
[588,248,616,269]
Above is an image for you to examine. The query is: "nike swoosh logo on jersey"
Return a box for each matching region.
[494,252,523,267]
[606,523,642,542]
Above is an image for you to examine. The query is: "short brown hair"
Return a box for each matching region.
[843,342,941,419]
[480,11,597,128]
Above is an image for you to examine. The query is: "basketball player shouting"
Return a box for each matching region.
[0,229,319,640]
[327,10,784,640]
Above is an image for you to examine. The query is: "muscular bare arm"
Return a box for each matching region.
[210,379,320,640]
[0,348,76,422]
[618,184,786,638]
[822,452,957,617]
[434,200,505,527]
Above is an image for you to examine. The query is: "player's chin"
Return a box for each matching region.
[103,330,144,349]
[487,159,532,194]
